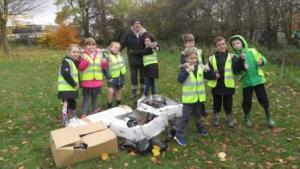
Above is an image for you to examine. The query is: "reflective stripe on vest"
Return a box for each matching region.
[182,65,206,103]
[58,59,79,91]
[207,53,235,88]
[143,52,158,66]
[107,53,126,78]
[80,53,103,81]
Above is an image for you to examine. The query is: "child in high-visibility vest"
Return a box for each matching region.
[180,33,209,117]
[174,47,213,146]
[229,35,275,128]
[103,42,126,108]
[207,36,245,128]
[57,44,80,126]
[130,34,159,97]
[78,38,106,117]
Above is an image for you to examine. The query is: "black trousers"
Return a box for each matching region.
[213,94,233,114]
[129,64,145,86]
[242,84,269,114]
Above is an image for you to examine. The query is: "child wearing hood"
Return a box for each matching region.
[229,35,275,128]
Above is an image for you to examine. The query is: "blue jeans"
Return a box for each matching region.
[144,77,155,96]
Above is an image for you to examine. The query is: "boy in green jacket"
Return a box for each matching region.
[229,35,275,128]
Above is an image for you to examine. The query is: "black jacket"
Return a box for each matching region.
[58,56,79,99]
[120,28,148,66]
[207,51,245,95]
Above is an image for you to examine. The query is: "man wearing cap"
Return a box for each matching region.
[121,19,148,98]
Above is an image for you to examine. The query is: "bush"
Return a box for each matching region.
[51,24,80,49]
[38,24,80,49]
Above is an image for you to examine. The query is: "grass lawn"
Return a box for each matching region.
[0,46,300,169]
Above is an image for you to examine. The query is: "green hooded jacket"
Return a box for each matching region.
[229,35,266,88]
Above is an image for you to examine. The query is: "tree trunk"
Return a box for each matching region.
[0,19,9,56]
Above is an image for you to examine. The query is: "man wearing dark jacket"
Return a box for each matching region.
[121,19,148,98]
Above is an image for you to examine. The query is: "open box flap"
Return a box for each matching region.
[51,127,81,148]
[81,129,117,147]
[75,122,107,136]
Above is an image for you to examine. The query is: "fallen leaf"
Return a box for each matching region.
[152,145,160,157]
[100,153,109,161]
[151,157,157,162]
[1,149,8,153]
[204,161,213,164]
[218,152,226,159]
[218,152,227,162]
[0,157,4,161]
[22,141,28,145]
[124,162,129,167]
[128,151,136,156]
[172,147,178,153]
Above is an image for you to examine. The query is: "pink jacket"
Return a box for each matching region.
[78,49,108,88]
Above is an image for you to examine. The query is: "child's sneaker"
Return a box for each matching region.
[198,129,208,136]
[244,114,252,127]
[225,114,234,128]
[212,113,220,127]
[174,136,187,146]
[267,118,275,128]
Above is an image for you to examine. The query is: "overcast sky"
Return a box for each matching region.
[27,1,57,25]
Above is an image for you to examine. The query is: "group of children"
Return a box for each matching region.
[174,34,275,146]
[57,33,276,147]
[57,36,159,126]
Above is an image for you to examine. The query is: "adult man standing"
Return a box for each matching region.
[121,19,148,98]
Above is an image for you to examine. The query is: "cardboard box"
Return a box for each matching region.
[51,122,118,168]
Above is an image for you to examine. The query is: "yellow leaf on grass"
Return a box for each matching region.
[152,145,160,157]
[100,153,109,161]
[151,157,157,162]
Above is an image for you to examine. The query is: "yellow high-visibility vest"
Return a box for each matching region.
[107,53,126,78]
[58,59,79,91]
[208,53,235,88]
[182,65,206,103]
[80,52,103,81]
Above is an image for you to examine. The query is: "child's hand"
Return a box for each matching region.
[215,72,220,79]
[240,53,246,60]
[108,79,113,82]
[150,42,158,48]
[244,63,249,70]
[182,63,189,69]
[101,58,109,69]
[186,65,195,72]
[257,58,263,66]
[203,64,210,71]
